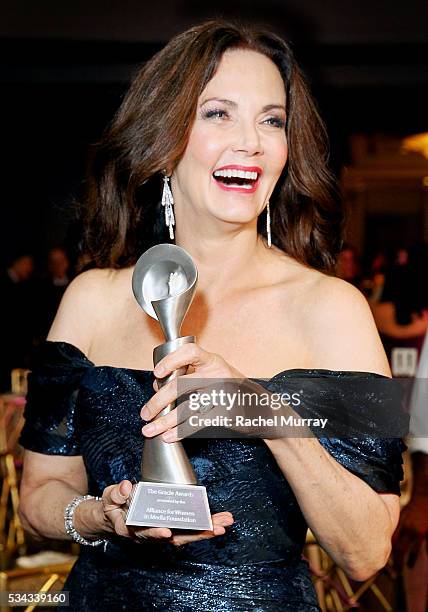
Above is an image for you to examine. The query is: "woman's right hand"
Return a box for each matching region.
[97,480,234,546]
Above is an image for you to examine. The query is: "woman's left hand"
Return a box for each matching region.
[140,342,246,442]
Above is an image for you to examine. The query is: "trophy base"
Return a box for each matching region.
[126,481,212,531]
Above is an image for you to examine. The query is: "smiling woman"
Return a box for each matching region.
[80,20,342,272]
[18,18,404,612]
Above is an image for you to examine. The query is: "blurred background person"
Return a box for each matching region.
[0,252,36,391]
[1,254,34,286]
[360,249,389,305]
[371,243,428,372]
[47,247,70,288]
[336,243,363,287]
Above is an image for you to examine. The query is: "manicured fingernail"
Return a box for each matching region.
[119,482,128,495]
[154,364,165,376]
[141,405,149,419]
[163,431,174,442]
[142,423,156,436]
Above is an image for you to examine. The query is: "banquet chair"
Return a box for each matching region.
[305,532,395,611]
[0,563,75,612]
[0,370,77,608]
[305,450,412,611]
[0,393,26,559]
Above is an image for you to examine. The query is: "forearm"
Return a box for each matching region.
[19,480,107,541]
[265,437,394,580]
[380,321,425,339]
[371,303,425,339]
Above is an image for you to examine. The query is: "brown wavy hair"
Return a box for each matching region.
[79,19,343,272]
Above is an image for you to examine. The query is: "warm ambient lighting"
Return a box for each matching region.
[402,132,428,159]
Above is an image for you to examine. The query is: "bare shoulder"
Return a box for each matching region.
[309,274,372,315]
[47,268,129,353]
[303,273,390,375]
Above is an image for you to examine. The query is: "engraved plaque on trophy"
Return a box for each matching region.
[126,244,212,530]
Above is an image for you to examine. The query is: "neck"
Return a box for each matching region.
[174,223,271,297]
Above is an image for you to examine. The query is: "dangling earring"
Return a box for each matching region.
[266,201,272,248]
[161,172,175,240]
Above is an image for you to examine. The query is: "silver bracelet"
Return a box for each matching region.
[64,494,108,547]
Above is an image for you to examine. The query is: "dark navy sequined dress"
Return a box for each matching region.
[19,342,405,612]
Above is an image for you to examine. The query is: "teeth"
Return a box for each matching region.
[213,169,259,180]
[221,182,253,189]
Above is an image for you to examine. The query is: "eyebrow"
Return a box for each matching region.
[200,97,286,113]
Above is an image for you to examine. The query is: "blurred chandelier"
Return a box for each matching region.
[402,132,428,159]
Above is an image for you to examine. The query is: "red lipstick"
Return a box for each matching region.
[212,164,263,194]
[214,164,263,174]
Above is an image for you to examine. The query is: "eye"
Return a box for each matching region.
[263,116,286,129]
[201,108,229,120]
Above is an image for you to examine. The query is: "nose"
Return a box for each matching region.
[231,120,263,157]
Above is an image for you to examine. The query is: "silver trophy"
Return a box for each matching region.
[126,244,212,530]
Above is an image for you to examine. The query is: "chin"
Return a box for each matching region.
[211,207,258,226]
[211,198,260,218]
